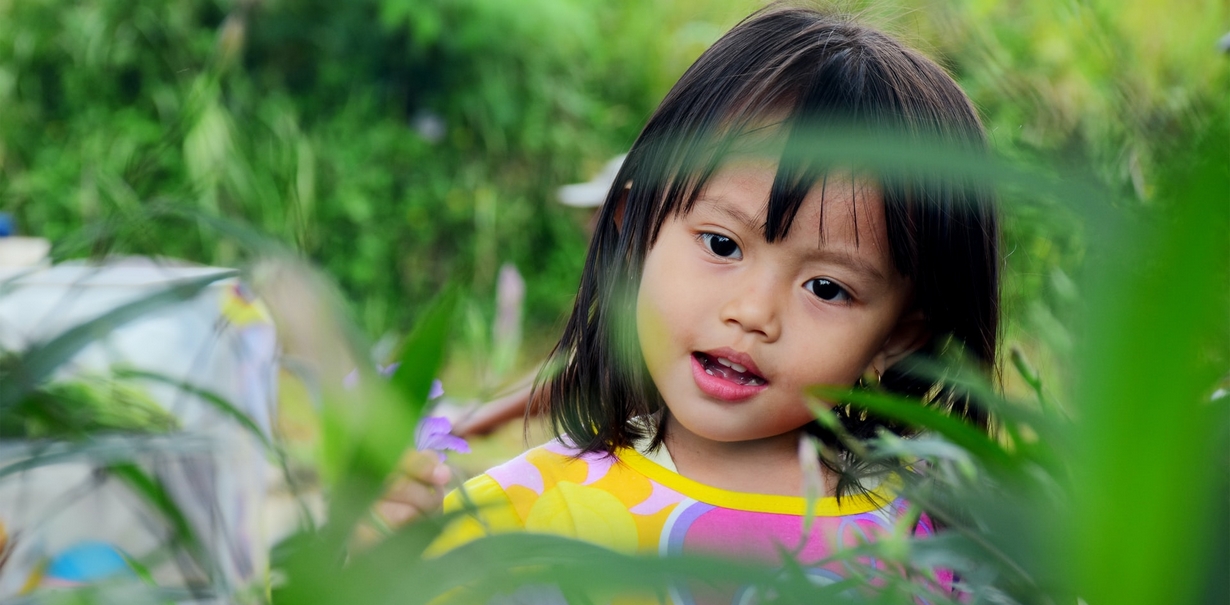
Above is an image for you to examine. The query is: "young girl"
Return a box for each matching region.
[431,3,998,598]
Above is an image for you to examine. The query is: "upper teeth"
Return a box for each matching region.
[716,357,748,373]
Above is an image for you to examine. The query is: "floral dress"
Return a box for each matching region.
[433,440,951,604]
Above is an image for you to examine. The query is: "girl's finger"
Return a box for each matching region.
[400,449,446,483]
[429,462,452,486]
[381,483,443,508]
[376,498,434,528]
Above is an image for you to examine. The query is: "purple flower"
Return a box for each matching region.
[415,416,470,460]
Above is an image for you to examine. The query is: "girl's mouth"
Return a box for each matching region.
[693,352,766,385]
[690,352,769,402]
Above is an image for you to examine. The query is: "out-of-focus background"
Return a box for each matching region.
[3,0,1225,470]
[0,1,1226,603]
[4,0,1223,357]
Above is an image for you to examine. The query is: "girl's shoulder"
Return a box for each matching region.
[477,438,616,494]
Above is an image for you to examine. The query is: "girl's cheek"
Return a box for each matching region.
[635,292,673,368]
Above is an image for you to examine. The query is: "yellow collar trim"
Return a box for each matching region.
[616,446,897,516]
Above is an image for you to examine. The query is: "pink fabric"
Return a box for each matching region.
[629,479,687,515]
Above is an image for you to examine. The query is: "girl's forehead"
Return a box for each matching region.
[695,161,886,238]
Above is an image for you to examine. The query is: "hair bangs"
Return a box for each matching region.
[638,15,940,252]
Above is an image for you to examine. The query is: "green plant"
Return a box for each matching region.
[267,118,1225,605]
[2,1,1225,603]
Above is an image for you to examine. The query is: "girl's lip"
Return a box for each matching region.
[690,354,769,402]
[698,347,764,378]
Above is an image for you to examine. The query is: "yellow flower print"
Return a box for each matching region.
[525,481,638,553]
[526,448,588,491]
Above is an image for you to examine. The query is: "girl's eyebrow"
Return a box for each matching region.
[694,198,764,233]
[696,198,889,281]
[803,248,888,281]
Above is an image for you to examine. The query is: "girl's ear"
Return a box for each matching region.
[868,309,930,377]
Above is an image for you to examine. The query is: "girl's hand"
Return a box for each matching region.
[352,449,451,549]
[378,448,452,525]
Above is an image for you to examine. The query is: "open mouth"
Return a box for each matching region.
[693,352,767,386]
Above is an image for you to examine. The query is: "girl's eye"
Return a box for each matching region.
[700,233,742,259]
[805,278,851,303]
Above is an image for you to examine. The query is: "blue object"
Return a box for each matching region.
[0,212,13,237]
[46,541,134,583]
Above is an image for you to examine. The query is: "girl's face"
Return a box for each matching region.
[636,160,924,447]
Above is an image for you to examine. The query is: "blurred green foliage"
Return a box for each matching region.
[0,0,1224,376]
[0,370,179,438]
[0,0,743,342]
[0,2,1225,602]
[911,0,1229,369]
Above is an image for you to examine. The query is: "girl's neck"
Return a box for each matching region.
[660,416,835,498]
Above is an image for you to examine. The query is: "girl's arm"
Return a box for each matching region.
[452,383,537,437]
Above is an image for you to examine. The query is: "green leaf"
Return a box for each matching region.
[1070,114,1230,605]
[388,285,463,420]
[292,286,462,568]
[0,270,236,411]
[106,462,202,562]
[810,386,1014,470]
[0,435,217,480]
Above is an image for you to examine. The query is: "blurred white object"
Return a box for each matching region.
[0,261,278,600]
[557,154,626,208]
[412,110,447,144]
[0,237,51,267]
[491,263,525,378]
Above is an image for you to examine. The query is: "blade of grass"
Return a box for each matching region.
[111,368,272,450]
[1071,115,1229,605]
[106,463,203,564]
[0,435,219,479]
[113,366,320,535]
[279,286,461,591]
[387,285,463,413]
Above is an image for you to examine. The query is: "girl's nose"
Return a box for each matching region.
[719,280,782,342]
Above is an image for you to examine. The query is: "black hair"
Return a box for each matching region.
[539,4,999,494]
